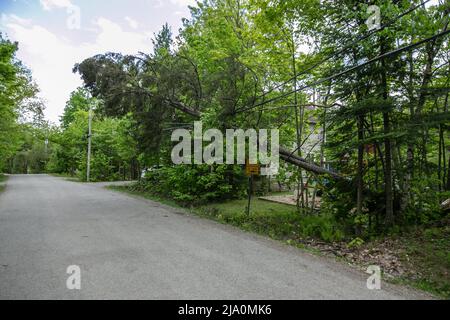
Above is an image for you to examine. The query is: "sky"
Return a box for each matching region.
[0,0,196,123]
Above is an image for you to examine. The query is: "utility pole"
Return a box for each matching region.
[86,103,93,182]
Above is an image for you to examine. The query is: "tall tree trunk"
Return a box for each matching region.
[380,37,394,228]
[403,49,415,212]
[383,111,394,227]
[291,32,305,210]
[443,91,449,190]
[321,86,330,168]
[357,116,364,215]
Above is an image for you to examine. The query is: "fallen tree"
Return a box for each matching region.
[279,147,343,180]
[162,98,344,179]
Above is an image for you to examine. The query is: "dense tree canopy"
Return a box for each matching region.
[0,34,45,173]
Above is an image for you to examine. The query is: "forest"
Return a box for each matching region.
[1,0,449,296]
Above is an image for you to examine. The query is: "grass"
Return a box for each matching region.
[52,173,138,184]
[396,224,450,299]
[198,200,345,242]
[49,173,80,182]
[199,198,296,216]
[195,199,300,239]
[0,174,8,193]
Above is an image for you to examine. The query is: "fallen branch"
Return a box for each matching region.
[279,148,343,180]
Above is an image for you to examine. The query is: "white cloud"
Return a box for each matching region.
[1,14,32,27]
[40,0,74,11]
[152,0,164,8]
[125,16,139,29]
[170,0,196,7]
[94,17,151,54]
[2,15,152,123]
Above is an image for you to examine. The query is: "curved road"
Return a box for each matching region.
[0,175,430,300]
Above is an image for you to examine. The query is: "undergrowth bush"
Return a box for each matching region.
[78,152,117,182]
[321,174,447,237]
[134,164,247,204]
[198,206,346,243]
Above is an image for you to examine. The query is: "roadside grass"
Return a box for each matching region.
[195,199,300,239]
[52,173,137,184]
[0,174,8,193]
[395,224,450,299]
[196,199,346,243]
[49,173,83,182]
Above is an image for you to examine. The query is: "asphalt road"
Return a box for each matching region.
[0,175,430,300]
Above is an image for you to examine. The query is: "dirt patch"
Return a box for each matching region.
[295,221,450,298]
[259,194,322,208]
[296,238,406,276]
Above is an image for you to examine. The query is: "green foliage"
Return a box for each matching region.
[403,175,445,225]
[348,237,365,249]
[399,223,450,298]
[47,92,140,181]
[196,200,345,242]
[321,187,369,237]
[134,164,247,204]
[60,88,90,129]
[78,151,116,182]
[0,33,48,173]
[298,213,346,242]
[3,124,51,174]
[0,34,38,171]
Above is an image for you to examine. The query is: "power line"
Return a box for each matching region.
[237,28,450,114]
[255,78,373,112]
[245,0,432,107]
[254,0,432,101]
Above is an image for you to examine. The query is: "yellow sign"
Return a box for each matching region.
[245,162,260,176]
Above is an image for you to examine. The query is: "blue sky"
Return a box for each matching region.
[0,0,195,123]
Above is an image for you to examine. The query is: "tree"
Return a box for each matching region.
[60,88,91,129]
[0,33,44,172]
